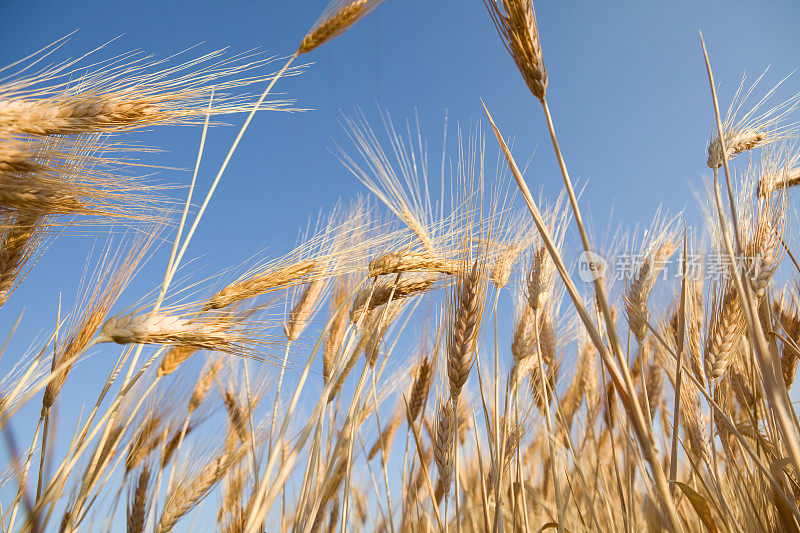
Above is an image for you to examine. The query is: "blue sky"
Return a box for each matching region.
[1,0,800,527]
[1,0,798,367]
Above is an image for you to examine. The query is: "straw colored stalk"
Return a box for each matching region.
[368,247,456,277]
[324,277,351,383]
[364,300,406,366]
[529,358,557,414]
[350,273,438,321]
[298,0,385,55]
[447,258,486,401]
[484,0,548,102]
[626,240,678,345]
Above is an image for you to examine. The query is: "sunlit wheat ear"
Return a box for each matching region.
[705,282,746,381]
[369,246,457,277]
[222,390,248,444]
[350,273,439,321]
[205,259,318,311]
[447,258,486,401]
[157,438,248,533]
[663,353,711,464]
[484,0,548,102]
[487,418,525,491]
[367,407,403,461]
[625,239,679,345]
[337,109,440,255]
[0,48,298,137]
[561,339,596,428]
[324,278,351,383]
[127,466,150,533]
[95,306,274,360]
[707,129,766,168]
[526,245,551,314]
[491,240,525,288]
[0,140,42,177]
[0,213,41,307]
[298,0,385,55]
[407,356,433,422]
[162,426,194,469]
[43,227,157,407]
[511,302,534,364]
[529,355,557,413]
[126,414,166,474]
[157,345,198,377]
[774,297,800,388]
[433,398,454,503]
[706,73,800,169]
[761,165,800,196]
[284,278,325,341]
[687,282,708,388]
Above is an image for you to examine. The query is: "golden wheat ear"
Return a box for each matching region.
[298,0,386,55]
[484,0,547,102]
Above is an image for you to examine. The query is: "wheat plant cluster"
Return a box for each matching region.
[1,0,799,531]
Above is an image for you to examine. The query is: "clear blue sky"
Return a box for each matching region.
[1,0,799,526]
[2,0,798,375]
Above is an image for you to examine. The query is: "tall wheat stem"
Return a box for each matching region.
[534,309,563,529]
[269,340,293,454]
[484,102,682,531]
[490,289,504,532]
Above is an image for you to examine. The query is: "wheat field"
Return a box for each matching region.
[1,1,800,532]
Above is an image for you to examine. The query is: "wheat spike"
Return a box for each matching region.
[447,258,485,401]
[285,278,324,341]
[127,466,150,533]
[433,399,455,503]
[298,0,384,55]
[484,0,548,101]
